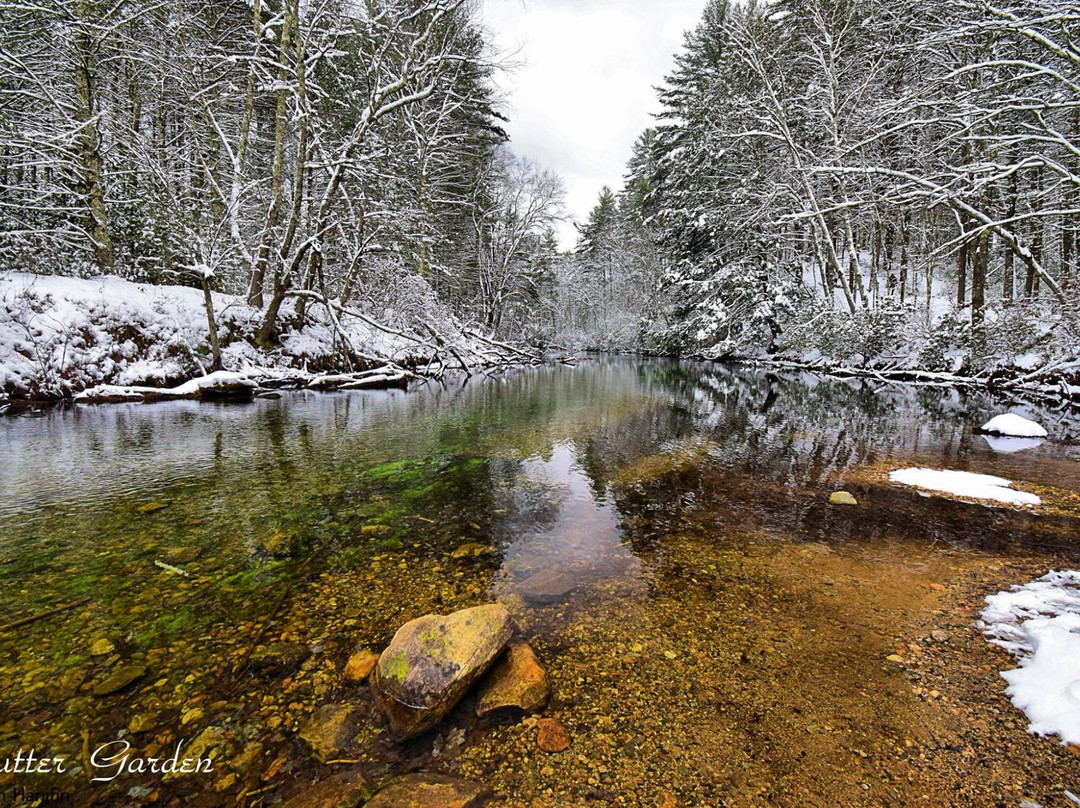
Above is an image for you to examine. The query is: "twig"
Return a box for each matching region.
[0,597,91,633]
[154,559,192,578]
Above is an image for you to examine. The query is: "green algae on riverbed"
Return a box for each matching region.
[0,359,1079,806]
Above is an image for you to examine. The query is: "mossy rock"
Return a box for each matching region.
[372,604,514,740]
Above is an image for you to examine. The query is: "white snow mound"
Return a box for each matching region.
[980,571,1080,746]
[981,413,1048,438]
[888,467,1041,506]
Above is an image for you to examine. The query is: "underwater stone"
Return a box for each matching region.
[92,663,147,697]
[515,568,580,604]
[249,642,311,676]
[299,704,364,764]
[364,773,490,808]
[343,649,379,684]
[451,543,495,560]
[280,770,368,808]
[373,604,514,740]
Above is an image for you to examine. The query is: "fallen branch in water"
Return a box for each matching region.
[0,597,91,633]
[154,559,191,578]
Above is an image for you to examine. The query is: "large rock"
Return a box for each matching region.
[475,643,550,717]
[373,604,514,740]
[364,774,490,808]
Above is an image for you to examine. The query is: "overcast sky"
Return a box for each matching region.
[479,0,706,249]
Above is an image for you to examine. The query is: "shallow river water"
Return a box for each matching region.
[1,358,1079,807]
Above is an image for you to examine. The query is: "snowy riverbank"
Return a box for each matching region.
[0,273,535,403]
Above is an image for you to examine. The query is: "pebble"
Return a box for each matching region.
[537,718,571,753]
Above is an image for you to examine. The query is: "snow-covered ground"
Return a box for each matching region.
[981,571,1080,746]
[0,272,470,400]
[888,467,1041,506]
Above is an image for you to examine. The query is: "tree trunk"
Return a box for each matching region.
[201,275,223,372]
[73,17,113,271]
[956,214,969,308]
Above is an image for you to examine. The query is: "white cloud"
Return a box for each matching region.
[480,0,704,249]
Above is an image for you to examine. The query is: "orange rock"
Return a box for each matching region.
[476,643,550,717]
[537,717,570,753]
[343,648,379,683]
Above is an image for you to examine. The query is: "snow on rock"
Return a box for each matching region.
[980,571,1080,746]
[980,413,1048,438]
[888,467,1041,506]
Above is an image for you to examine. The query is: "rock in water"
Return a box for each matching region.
[343,648,379,683]
[451,543,496,560]
[281,771,368,808]
[536,717,571,753]
[829,491,858,506]
[249,642,311,675]
[92,663,147,697]
[373,604,514,740]
[364,774,490,808]
[475,643,550,717]
[979,413,1048,438]
[515,568,579,604]
[298,704,364,764]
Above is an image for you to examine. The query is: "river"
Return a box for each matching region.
[1,357,1078,806]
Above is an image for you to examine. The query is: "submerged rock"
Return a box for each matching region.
[249,642,311,675]
[89,638,115,657]
[281,771,368,808]
[475,642,550,717]
[373,604,514,740]
[92,663,147,697]
[364,773,490,808]
[451,543,495,560]
[258,531,298,558]
[829,491,858,506]
[536,717,571,753]
[343,649,379,684]
[515,568,579,604]
[299,704,364,764]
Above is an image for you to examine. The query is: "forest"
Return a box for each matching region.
[2,0,1080,395]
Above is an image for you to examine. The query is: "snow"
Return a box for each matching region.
[981,413,1048,438]
[980,571,1080,746]
[1014,352,1043,371]
[170,370,256,396]
[0,272,475,400]
[888,467,1041,506]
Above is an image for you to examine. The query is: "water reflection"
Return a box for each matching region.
[491,442,639,604]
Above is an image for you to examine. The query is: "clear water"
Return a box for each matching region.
[1,358,1078,805]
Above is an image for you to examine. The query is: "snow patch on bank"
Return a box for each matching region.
[980,571,1080,746]
[888,467,1041,506]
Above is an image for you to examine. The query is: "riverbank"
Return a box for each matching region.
[0,272,540,406]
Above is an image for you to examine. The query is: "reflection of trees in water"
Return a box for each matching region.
[563,359,1080,561]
